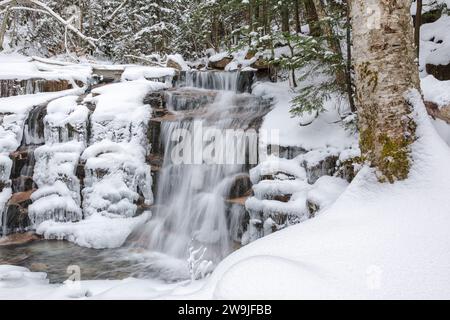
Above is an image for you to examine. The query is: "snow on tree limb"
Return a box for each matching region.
[0,0,97,48]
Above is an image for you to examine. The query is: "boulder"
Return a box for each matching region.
[251,57,270,70]
[426,62,450,81]
[167,57,183,71]
[0,231,40,246]
[3,190,35,235]
[208,56,233,70]
[425,101,450,124]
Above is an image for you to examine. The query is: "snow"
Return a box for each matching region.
[79,81,156,220]
[28,182,82,226]
[0,53,92,83]
[166,54,190,71]
[121,66,176,82]
[208,52,230,63]
[421,75,450,107]
[433,118,450,146]
[249,155,306,184]
[420,14,450,68]
[306,176,349,210]
[36,211,150,249]
[254,81,358,151]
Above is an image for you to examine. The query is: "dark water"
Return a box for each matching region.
[0,240,189,283]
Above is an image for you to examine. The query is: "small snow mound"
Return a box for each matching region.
[0,265,49,289]
[213,255,330,299]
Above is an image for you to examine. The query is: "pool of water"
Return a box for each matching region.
[0,240,190,283]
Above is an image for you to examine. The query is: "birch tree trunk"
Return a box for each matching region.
[351,0,420,182]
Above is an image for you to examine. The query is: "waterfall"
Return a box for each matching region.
[134,71,271,263]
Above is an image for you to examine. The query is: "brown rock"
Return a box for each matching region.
[251,57,270,70]
[208,57,233,70]
[30,263,48,272]
[9,190,35,206]
[0,232,40,246]
[166,58,182,71]
[426,62,450,81]
[425,101,450,124]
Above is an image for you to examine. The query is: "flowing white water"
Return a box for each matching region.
[135,71,271,263]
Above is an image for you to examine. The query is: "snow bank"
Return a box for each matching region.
[0,53,91,83]
[421,75,450,107]
[36,211,150,249]
[254,81,357,150]
[121,66,176,82]
[421,15,450,68]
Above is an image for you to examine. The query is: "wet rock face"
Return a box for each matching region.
[426,62,450,81]
[3,190,34,234]
[0,79,76,97]
[228,175,252,199]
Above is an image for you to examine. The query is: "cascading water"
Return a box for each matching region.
[134,71,272,264]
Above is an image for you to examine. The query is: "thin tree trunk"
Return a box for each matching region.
[281,0,289,33]
[351,0,421,182]
[415,0,422,58]
[345,2,356,112]
[294,0,301,33]
[312,0,346,91]
[0,3,11,51]
[303,0,320,36]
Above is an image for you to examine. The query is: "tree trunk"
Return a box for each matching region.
[0,4,11,51]
[294,0,301,33]
[312,0,347,91]
[345,2,356,112]
[281,1,290,33]
[415,0,422,58]
[351,0,420,182]
[303,0,320,36]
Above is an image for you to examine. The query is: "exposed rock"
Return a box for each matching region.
[92,67,124,83]
[208,56,233,70]
[422,9,442,24]
[30,262,48,272]
[303,155,339,184]
[306,199,320,218]
[426,62,450,81]
[237,71,255,93]
[0,231,40,246]
[0,79,79,97]
[251,57,270,70]
[167,57,183,71]
[425,101,450,124]
[3,190,35,234]
[268,144,307,160]
[228,175,252,199]
[271,194,292,202]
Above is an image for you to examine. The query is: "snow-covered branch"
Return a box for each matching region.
[0,0,97,48]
